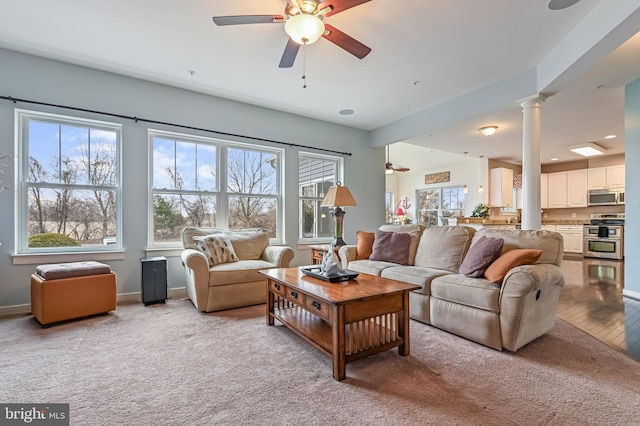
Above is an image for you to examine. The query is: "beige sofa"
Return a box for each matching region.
[338,225,565,351]
[181,227,294,312]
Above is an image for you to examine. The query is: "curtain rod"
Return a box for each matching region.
[1,95,352,156]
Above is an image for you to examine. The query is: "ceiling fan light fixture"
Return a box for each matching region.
[285,13,325,44]
[479,126,498,136]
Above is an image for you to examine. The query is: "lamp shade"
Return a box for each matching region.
[395,207,404,216]
[321,183,357,207]
[285,14,325,44]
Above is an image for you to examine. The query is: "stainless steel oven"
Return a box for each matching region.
[583,213,624,260]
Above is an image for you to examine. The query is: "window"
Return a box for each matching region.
[150,130,282,246]
[385,192,395,224]
[298,153,342,241]
[416,186,466,226]
[17,110,122,253]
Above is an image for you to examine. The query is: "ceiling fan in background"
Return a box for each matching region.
[385,145,410,174]
[212,0,372,68]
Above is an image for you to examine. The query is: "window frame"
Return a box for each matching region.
[298,151,343,244]
[15,109,123,254]
[148,129,284,248]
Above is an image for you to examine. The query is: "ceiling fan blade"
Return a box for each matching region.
[318,0,372,17]
[322,24,371,59]
[212,15,284,26]
[279,38,300,68]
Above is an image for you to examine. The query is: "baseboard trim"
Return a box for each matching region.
[0,287,188,317]
[622,289,640,301]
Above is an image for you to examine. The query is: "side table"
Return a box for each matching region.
[310,244,338,265]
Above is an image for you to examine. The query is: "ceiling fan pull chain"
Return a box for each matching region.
[302,43,307,89]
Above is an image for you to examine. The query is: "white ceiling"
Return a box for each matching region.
[1,0,639,167]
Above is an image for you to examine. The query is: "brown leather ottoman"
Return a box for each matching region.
[31,261,117,327]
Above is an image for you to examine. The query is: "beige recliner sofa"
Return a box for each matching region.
[181,227,294,312]
[339,225,565,351]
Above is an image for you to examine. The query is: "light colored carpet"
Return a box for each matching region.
[1,298,639,426]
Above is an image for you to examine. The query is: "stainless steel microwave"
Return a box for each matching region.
[588,188,625,206]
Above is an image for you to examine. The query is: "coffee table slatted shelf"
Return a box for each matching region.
[273,302,402,360]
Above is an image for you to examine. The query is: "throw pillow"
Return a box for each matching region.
[379,224,424,265]
[459,236,504,278]
[193,234,240,266]
[369,230,411,265]
[484,249,543,284]
[356,231,376,260]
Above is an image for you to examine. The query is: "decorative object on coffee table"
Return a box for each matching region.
[321,181,357,247]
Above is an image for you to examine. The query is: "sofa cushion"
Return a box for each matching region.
[459,236,504,278]
[370,230,411,265]
[346,259,398,277]
[378,224,424,265]
[193,234,240,266]
[381,265,451,295]
[475,228,563,266]
[207,260,277,286]
[484,249,542,284]
[356,231,375,260]
[414,226,476,272]
[431,274,501,313]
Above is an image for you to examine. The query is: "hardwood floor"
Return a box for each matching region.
[558,256,640,362]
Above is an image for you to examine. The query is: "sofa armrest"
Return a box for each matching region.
[181,248,210,311]
[499,263,565,351]
[500,263,565,298]
[263,245,295,268]
[338,245,357,269]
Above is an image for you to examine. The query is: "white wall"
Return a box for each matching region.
[624,77,640,298]
[0,48,385,309]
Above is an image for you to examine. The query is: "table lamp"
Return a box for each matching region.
[321,182,358,247]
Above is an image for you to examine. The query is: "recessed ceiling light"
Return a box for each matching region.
[550,157,559,161]
[338,109,354,116]
[568,142,606,157]
[604,135,616,139]
[548,0,581,11]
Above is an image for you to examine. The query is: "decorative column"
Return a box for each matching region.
[520,95,545,230]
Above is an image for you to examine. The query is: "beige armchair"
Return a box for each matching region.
[181,227,294,312]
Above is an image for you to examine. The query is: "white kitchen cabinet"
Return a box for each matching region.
[547,172,567,208]
[541,173,548,209]
[489,167,514,208]
[567,169,588,207]
[556,225,584,254]
[547,170,587,208]
[587,165,625,189]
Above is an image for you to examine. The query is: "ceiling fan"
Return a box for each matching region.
[385,145,409,174]
[212,0,372,68]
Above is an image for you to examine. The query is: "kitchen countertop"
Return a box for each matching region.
[458,218,589,225]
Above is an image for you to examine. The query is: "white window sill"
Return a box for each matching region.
[12,251,125,265]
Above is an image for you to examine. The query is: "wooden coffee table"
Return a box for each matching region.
[260,267,420,381]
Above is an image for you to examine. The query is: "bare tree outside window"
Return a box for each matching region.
[149,132,282,246]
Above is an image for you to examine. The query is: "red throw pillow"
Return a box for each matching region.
[484,249,543,284]
[356,231,375,260]
[369,230,411,265]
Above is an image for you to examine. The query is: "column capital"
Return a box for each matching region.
[518,94,547,108]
